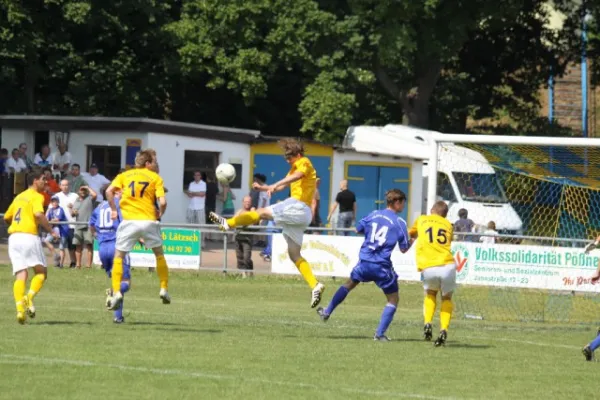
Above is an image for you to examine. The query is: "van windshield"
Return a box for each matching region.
[452,172,508,203]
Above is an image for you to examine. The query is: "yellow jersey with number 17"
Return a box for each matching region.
[409,214,455,271]
[289,157,316,206]
[5,188,45,235]
[111,168,165,221]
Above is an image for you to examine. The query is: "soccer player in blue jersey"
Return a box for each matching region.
[89,189,131,324]
[317,189,411,341]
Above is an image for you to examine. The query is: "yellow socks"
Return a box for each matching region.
[28,273,45,302]
[295,258,318,289]
[14,280,26,313]
[440,299,453,330]
[156,255,169,290]
[112,257,124,293]
[227,211,260,228]
[424,292,437,324]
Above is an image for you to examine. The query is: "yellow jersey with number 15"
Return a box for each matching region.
[409,214,455,271]
[289,157,316,207]
[111,168,165,221]
[5,188,45,235]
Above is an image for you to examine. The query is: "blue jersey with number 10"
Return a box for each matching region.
[89,199,123,243]
[356,209,410,268]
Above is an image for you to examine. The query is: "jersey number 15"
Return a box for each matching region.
[425,227,448,244]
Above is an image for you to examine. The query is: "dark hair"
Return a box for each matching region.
[386,189,406,206]
[27,171,45,186]
[458,208,468,219]
[432,201,449,218]
[43,167,52,174]
[253,173,266,183]
[0,148,7,155]
[201,172,207,181]
[11,148,19,155]
[72,163,81,169]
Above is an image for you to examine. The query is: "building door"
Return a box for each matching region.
[347,164,411,222]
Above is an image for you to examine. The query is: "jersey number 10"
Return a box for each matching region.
[99,208,113,228]
[425,227,448,244]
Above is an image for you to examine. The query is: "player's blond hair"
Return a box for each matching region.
[385,189,406,206]
[279,138,304,157]
[431,201,449,218]
[135,149,156,168]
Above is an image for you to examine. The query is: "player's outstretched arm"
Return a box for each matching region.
[157,196,167,219]
[3,203,14,225]
[105,185,119,220]
[273,171,304,191]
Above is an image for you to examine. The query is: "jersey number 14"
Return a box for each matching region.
[370,223,389,246]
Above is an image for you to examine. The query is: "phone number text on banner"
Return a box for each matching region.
[271,234,600,292]
[93,228,201,270]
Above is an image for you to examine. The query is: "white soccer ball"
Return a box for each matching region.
[216,163,236,184]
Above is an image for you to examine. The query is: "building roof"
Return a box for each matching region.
[0,115,261,143]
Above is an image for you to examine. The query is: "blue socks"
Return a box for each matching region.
[590,332,600,351]
[375,304,397,337]
[324,286,350,315]
[114,281,130,320]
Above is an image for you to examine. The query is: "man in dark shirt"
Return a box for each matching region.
[328,179,356,236]
[454,208,475,241]
[203,172,219,241]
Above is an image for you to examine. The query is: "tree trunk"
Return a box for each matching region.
[402,98,430,128]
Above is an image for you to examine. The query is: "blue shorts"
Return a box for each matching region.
[350,261,399,294]
[99,241,131,280]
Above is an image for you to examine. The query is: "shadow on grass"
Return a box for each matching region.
[36,321,93,326]
[129,321,182,326]
[445,342,493,349]
[325,335,423,342]
[151,327,223,334]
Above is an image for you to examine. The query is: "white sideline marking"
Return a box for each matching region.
[0,354,458,400]
[462,335,581,350]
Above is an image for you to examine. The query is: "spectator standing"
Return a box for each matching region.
[6,148,27,174]
[82,163,110,203]
[235,195,255,278]
[72,186,97,268]
[219,182,236,217]
[18,142,34,170]
[251,173,269,247]
[66,163,88,193]
[0,148,8,175]
[454,208,476,242]
[328,179,356,236]
[52,143,72,178]
[309,177,322,233]
[203,173,219,241]
[42,168,60,209]
[480,221,498,244]
[34,144,53,167]
[55,179,79,268]
[44,196,69,267]
[186,171,207,247]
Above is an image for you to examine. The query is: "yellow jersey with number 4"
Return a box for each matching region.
[5,188,45,235]
[111,168,165,221]
[410,214,455,271]
[289,157,316,206]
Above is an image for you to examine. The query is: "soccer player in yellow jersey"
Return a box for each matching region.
[409,200,456,347]
[105,149,171,310]
[4,171,58,324]
[210,138,325,308]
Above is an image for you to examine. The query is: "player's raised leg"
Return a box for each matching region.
[317,279,358,321]
[26,265,47,319]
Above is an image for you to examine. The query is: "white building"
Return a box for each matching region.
[0,116,259,223]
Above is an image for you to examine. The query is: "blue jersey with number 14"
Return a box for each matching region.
[89,199,123,243]
[356,209,410,268]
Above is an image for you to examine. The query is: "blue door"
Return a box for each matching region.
[379,167,410,221]
[253,154,331,221]
[347,164,411,222]
[347,165,379,222]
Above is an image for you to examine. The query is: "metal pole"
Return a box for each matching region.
[426,138,439,212]
[582,13,588,138]
[548,67,554,123]
[222,232,228,273]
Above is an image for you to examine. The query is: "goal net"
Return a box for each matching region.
[428,134,600,325]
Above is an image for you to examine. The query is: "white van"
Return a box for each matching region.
[344,125,524,235]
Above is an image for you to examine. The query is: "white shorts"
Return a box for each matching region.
[267,198,312,246]
[421,263,457,295]
[9,233,46,275]
[115,220,163,252]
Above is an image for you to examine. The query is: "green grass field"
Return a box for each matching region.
[0,266,598,399]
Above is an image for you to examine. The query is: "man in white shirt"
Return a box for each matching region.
[6,148,27,173]
[52,143,72,177]
[186,171,206,246]
[34,144,53,167]
[82,163,110,202]
[55,179,79,268]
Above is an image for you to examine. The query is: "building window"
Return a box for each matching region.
[87,146,121,179]
[34,130,49,155]
[183,151,219,189]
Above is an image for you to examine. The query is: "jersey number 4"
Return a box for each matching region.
[14,208,22,223]
[128,181,150,197]
[370,223,389,246]
[425,227,448,244]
